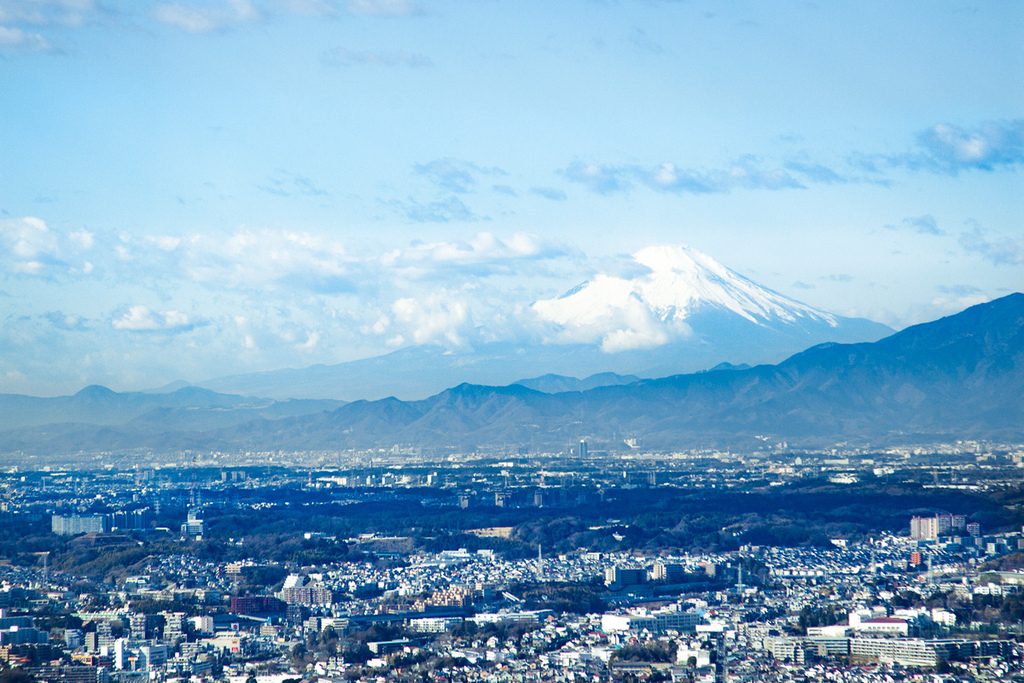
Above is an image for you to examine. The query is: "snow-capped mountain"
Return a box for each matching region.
[193,245,894,400]
[533,245,837,352]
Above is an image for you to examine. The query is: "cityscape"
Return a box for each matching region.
[3,437,1024,683]
[2,2,1022,683]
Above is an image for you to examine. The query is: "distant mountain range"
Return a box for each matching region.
[2,293,1020,457]
[192,246,892,401]
[0,386,344,437]
[511,373,643,393]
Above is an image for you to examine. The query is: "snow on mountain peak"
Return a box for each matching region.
[532,244,836,352]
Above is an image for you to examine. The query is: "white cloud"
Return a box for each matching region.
[8,222,574,313]
[0,25,52,51]
[532,272,690,352]
[387,195,476,223]
[0,0,424,41]
[601,328,668,353]
[886,214,945,236]
[6,224,585,393]
[360,314,390,336]
[563,156,807,196]
[69,229,94,249]
[298,331,320,350]
[929,293,990,317]
[233,316,257,349]
[869,120,1024,176]
[530,186,567,201]
[149,235,182,251]
[112,305,193,331]
[14,260,45,275]
[0,0,428,56]
[412,159,505,193]
[163,309,190,327]
[914,121,1024,173]
[345,0,421,17]
[0,216,61,276]
[959,227,1024,266]
[382,231,571,280]
[0,0,98,27]
[258,169,329,198]
[111,306,161,331]
[392,292,470,347]
[169,229,354,293]
[595,293,674,353]
[150,4,220,32]
[151,0,259,33]
[561,162,633,194]
[278,0,335,14]
[12,236,41,258]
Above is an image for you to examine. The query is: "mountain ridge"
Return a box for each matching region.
[0,385,346,432]
[511,372,643,393]
[180,292,1024,450]
[2,293,1018,457]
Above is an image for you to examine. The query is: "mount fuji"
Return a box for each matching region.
[196,245,893,400]
[533,245,842,352]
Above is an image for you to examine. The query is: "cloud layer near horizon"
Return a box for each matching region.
[0,218,592,394]
[2,214,1017,396]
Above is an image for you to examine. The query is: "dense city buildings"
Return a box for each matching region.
[910,514,967,541]
[2,442,1024,682]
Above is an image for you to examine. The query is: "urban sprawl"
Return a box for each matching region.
[3,443,1024,683]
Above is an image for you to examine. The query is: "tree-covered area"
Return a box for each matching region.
[610,640,676,663]
[795,605,844,635]
[3,478,1020,579]
[194,479,1014,559]
[508,581,609,614]
[981,552,1024,571]
[875,585,1024,629]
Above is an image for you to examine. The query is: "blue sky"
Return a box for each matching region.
[1,0,1022,395]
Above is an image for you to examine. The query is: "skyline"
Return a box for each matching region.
[1,0,1022,396]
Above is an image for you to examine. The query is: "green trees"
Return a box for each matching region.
[610,641,676,663]
[796,605,842,634]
